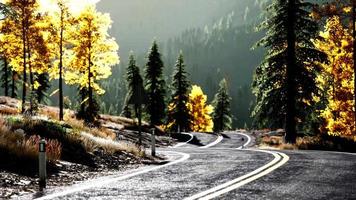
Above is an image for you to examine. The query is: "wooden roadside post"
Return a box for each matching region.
[151,128,156,157]
[39,139,47,189]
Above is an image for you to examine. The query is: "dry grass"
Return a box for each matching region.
[65,117,116,140]
[0,105,19,115]
[259,135,297,150]
[0,116,62,162]
[80,132,145,157]
[38,107,59,120]
[261,135,283,146]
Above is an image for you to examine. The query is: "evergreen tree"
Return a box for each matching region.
[212,78,232,132]
[120,95,132,118]
[167,52,190,132]
[1,58,10,96]
[144,41,166,125]
[35,73,50,104]
[76,86,100,124]
[253,0,326,143]
[121,53,141,118]
[125,53,146,145]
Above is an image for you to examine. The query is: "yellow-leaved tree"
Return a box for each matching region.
[186,85,214,132]
[314,16,355,136]
[65,5,119,122]
[2,0,52,113]
[0,18,21,98]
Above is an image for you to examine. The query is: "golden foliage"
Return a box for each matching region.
[186,85,214,132]
[314,16,355,136]
[65,5,119,95]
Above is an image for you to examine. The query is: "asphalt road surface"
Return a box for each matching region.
[30,132,356,200]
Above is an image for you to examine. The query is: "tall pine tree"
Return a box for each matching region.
[125,53,146,145]
[121,53,142,118]
[212,78,232,132]
[253,0,326,143]
[145,41,166,126]
[167,52,190,133]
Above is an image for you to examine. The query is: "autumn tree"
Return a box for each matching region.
[314,16,355,136]
[144,41,166,126]
[187,85,214,132]
[65,5,119,123]
[212,79,232,132]
[253,0,325,143]
[312,0,356,132]
[3,0,51,113]
[167,52,191,133]
[45,0,74,120]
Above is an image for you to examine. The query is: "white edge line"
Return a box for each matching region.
[236,132,252,149]
[36,151,190,200]
[200,135,224,149]
[173,132,194,148]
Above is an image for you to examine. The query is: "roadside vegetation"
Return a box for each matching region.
[252,0,355,151]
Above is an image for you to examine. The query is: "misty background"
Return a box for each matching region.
[95,0,269,128]
[51,0,269,128]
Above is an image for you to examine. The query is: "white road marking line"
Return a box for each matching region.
[185,149,289,200]
[199,135,224,148]
[236,132,252,149]
[35,151,190,200]
[173,132,194,148]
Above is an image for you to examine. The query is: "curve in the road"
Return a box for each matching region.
[199,134,224,149]
[236,132,252,149]
[173,132,194,148]
[185,149,289,200]
[35,151,190,200]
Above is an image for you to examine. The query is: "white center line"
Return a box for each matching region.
[186,132,289,200]
[199,134,224,148]
[173,132,194,148]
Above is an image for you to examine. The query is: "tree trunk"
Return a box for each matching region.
[21,18,27,114]
[285,0,297,143]
[4,58,8,96]
[136,104,142,146]
[11,71,16,98]
[87,22,93,121]
[59,10,64,121]
[352,0,355,134]
[27,35,34,114]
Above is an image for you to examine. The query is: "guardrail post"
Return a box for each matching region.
[151,128,156,157]
[39,139,46,189]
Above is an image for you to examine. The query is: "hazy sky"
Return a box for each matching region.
[97,0,240,58]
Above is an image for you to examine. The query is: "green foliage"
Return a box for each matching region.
[76,87,100,124]
[212,78,232,132]
[120,95,132,118]
[35,73,50,104]
[121,53,145,118]
[0,59,10,96]
[252,0,326,131]
[144,41,166,125]
[167,52,191,132]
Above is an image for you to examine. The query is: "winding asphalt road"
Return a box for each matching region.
[30,132,356,200]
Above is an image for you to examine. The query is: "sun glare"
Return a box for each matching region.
[39,0,101,14]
